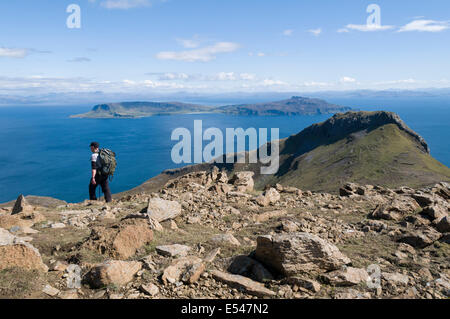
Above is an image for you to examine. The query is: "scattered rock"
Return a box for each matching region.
[320,267,369,286]
[42,284,60,297]
[382,272,409,285]
[50,223,66,229]
[140,283,159,296]
[334,288,371,299]
[284,277,321,293]
[162,256,205,285]
[253,210,288,223]
[203,247,220,263]
[156,244,191,258]
[211,270,276,298]
[211,234,240,247]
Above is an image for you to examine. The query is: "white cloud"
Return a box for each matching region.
[67,57,91,63]
[261,79,287,87]
[308,28,322,36]
[340,76,356,83]
[343,24,395,32]
[0,48,29,58]
[374,79,416,85]
[156,42,240,62]
[398,19,450,32]
[283,29,294,36]
[239,73,256,81]
[257,52,265,57]
[100,0,151,9]
[176,36,202,49]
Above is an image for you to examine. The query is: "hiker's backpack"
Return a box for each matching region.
[98,148,117,179]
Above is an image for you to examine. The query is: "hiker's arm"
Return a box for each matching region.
[91,161,97,184]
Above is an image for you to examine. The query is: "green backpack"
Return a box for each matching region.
[98,148,117,179]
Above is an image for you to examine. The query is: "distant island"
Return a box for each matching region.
[71,96,352,118]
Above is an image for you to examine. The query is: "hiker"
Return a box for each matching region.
[89,142,112,203]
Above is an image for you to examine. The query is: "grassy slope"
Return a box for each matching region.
[279,124,450,192]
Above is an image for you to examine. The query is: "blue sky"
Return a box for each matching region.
[0,0,449,97]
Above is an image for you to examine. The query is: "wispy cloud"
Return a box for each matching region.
[340,76,356,83]
[67,57,91,63]
[283,29,294,36]
[341,24,394,32]
[308,28,322,36]
[100,0,152,9]
[147,72,257,82]
[0,48,29,58]
[398,19,450,32]
[156,42,240,62]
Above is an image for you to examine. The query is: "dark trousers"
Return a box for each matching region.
[89,173,112,203]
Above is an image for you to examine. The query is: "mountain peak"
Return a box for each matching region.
[284,111,429,156]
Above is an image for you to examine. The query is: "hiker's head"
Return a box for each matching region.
[90,142,100,153]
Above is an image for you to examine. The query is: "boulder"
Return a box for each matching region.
[11,195,34,215]
[397,226,441,248]
[84,260,142,289]
[211,270,276,298]
[254,233,351,276]
[229,171,254,192]
[146,198,181,222]
[0,228,48,272]
[255,188,281,207]
[82,218,153,260]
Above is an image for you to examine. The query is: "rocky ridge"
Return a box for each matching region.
[0,168,449,299]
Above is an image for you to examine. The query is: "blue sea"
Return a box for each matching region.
[0,97,449,203]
